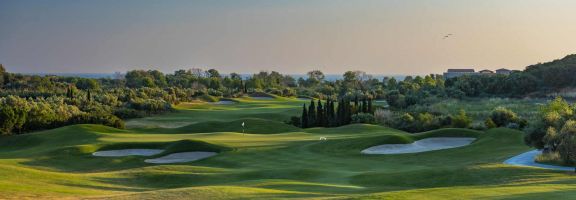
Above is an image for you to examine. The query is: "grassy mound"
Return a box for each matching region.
[1,97,564,199]
[171,118,301,134]
[97,140,232,156]
[197,94,219,102]
[249,92,276,98]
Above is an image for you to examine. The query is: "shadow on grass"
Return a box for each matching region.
[350,165,565,190]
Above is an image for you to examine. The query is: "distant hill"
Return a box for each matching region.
[524,54,576,89]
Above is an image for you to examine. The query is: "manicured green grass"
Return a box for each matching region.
[1,98,575,199]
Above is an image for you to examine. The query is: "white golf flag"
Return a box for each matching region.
[242,122,245,127]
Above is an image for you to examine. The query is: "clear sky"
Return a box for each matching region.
[1,0,576,75]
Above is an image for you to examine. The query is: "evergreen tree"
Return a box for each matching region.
[87,90,92,101]
[367,97,373,113]
[362,98,368,113]
[316,100,324,127]
[354,96,359,114]
[336,99,343,126]
[308,100,316,127]
[301,104,308,128]
[327,99,335,126]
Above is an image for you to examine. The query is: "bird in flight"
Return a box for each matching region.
[443,34,453,39]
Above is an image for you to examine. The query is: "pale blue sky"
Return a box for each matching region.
[1,0,576,75]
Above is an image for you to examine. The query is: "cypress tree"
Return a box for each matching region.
[336,99,343,126]
[346,98,352,124]
[362,98,368,113]
[308,100,316,127]
[354,96,359,114]
[87,90,92,101]
[326,99,334,126]
[316,100,323,127]
[301,104,308,128]
[367,97,373,114]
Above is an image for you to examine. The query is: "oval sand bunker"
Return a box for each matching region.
[145,152,217,164]
[93,149,163,157]
[362,137,475,154]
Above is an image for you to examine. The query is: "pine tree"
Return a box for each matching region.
[301,104,308,128]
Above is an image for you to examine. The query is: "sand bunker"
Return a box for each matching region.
[504,150,575,171]
[144,152,217,164]
[362,137,475,154]
[92,149,163,157]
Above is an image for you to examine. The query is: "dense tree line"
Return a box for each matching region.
[293,97,373,128]
[2,54,576,135]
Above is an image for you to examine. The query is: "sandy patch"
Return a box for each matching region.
[504,150,575,171]
[93,149,163,157]
[362,137,475,154]
[144,152,217,164]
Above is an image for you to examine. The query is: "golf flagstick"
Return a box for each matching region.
[242,122,245,134]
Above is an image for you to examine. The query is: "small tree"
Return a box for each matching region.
[490,107,519,127]
[557,120,576,164]
[451,109,472,128]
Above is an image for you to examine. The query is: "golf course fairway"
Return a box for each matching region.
[1,98,575,199]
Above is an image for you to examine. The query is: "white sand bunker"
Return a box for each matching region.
[362,137,476,154]
[144,152,217,164]
[92,149,163,157]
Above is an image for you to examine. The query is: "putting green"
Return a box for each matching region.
[1,98,575,199]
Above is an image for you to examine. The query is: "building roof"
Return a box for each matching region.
[496,68,511,72]
[447,69,475,73]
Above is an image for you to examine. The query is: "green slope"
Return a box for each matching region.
[1,98,574,199]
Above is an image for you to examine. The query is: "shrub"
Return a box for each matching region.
[287,116,301,127]
[374,109,393,125]
[490,107,519,127]
[351,113,375,124]
[472,122,487,130]
[485,118,497,129]
[451,109,472,128]
[505,123,520,129]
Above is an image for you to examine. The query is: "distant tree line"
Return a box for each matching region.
[1,54,576,135]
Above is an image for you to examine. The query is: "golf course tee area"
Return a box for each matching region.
[0,98,575,199]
